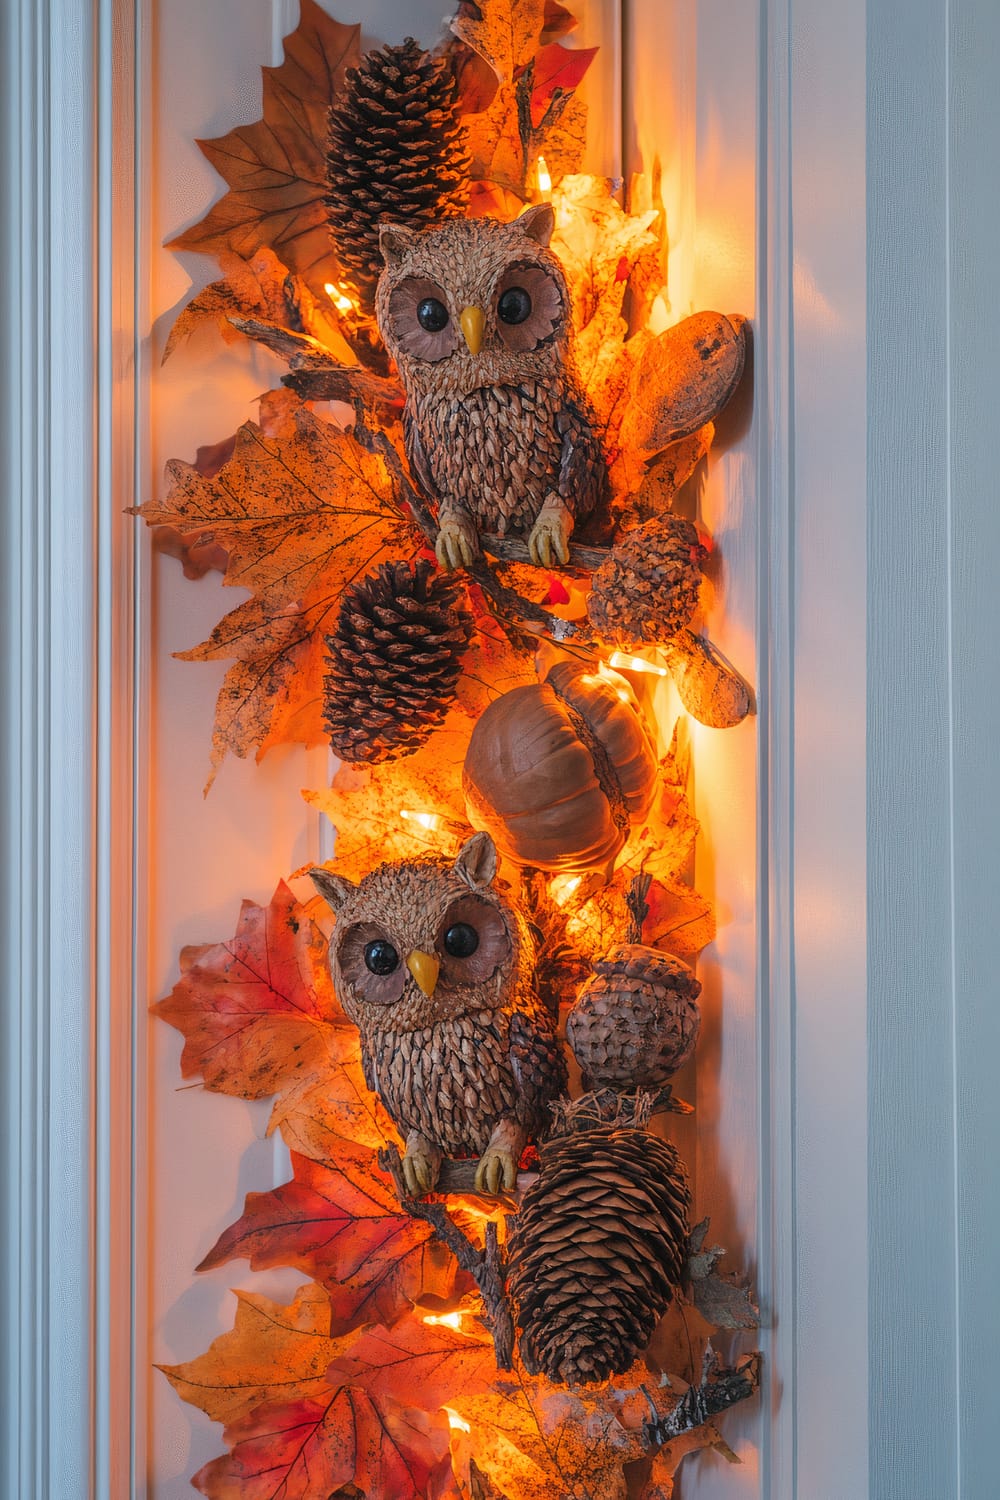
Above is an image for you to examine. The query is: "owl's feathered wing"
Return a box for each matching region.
[403,405,437,503]
[555,387,609,523]
[510,1002,569,1136]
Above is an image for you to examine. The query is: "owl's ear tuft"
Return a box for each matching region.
[379,222,419,268]
[454,831,498,890]
[518,202,555,248]
[309,866,357,913]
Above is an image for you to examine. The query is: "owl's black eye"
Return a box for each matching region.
[443,922,480,958]
[498,287,532,325]
[416,297,449,332]
[364,939,400,975]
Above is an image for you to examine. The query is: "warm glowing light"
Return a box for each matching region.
[608,650,669,678]
[422,1310,464,1330]
[595,662,635,704]
[550,873,583,907]
[443,1407,471,1433]
[324,280,357,315]
[401,808,447,833]
[536,155,552,196]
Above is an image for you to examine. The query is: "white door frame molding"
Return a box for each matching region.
[0,0,144,1494]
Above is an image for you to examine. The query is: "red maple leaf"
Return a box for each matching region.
[193,1390,453,1500]
[529,42,598,127]
[198,1145,467,1334]
[154,882,337,1099]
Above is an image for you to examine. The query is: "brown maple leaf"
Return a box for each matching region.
[168,0,359,293]
[133,405,419,783]
[199,1146,466,1335]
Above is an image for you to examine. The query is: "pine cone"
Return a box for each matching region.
[587,517,707,648]
[507,1125,690,1384]
[325,39,469,311]
[324,559,472,764]
[566,945,702,1090]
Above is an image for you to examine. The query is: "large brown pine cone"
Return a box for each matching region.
[325,39,469,312]
[323,559,472,764]
[566,944,702,1090]
[507,1125,690,1385]
[587,517,707,649]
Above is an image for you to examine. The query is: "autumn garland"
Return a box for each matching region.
[147,3,759,1497]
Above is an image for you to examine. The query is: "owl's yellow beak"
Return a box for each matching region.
[406,949,440,998]
[460,305,485,356]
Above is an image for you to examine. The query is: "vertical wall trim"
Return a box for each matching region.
[757,0,796,1492]
[868,0,957,1494]
[0,0,140,1496]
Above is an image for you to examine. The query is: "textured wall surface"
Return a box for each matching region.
[868,0,1000,1496]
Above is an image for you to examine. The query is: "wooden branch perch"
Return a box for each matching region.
[378,1145,515,1370]
[281,361,404,416]
[480,534,611,573]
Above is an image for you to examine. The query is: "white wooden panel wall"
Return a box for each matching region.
[868,0,1000,1495]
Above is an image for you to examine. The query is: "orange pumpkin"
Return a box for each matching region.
[462,661,658,875]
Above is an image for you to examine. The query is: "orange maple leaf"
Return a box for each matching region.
[134,406,420,783]
[154,881,336,1098]
[168,0,359,293]
[159,1281,343,1427]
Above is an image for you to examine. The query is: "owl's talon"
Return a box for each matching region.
[402,1137,442,1197]
[474,1147,517,1196]
[527,505,572,569]
[435,516,478,573]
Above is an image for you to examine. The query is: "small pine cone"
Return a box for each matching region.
[566,944,702,1090]
[507,1126,690,1385]
[324,559,473,764]
[587,517,707,648]
[325,38,469,311]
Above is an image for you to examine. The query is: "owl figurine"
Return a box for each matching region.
[375,205,609,571]
[310,831,567,1196]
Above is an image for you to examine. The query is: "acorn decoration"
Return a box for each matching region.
[586,516,708,650]
[567,946,702,1091]
[507,1109,690,1385]
[567,872,702,1090]
[323,558,472,764]
[325,38,469,312]
[462,661,658,876]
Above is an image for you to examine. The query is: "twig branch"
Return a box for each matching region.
[480,533,611,573]
[282,362,404,415]
[378,1145,515,1369]
[640,1348,761,1449]
[625,872,653,944]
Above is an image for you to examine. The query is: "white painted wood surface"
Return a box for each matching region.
[868,0,1000,1495]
